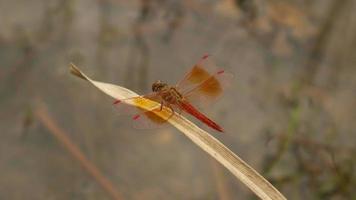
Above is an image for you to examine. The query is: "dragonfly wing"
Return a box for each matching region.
[113,94,158,116]
[176,54,219,93]
[113,94,174,130]
[131,108,172,129]
[175,54,233,108]
[183,68,233,108]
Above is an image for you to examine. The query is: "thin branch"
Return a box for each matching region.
[35,104,124,200]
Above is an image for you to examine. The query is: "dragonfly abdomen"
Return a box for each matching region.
[178,101,224,132]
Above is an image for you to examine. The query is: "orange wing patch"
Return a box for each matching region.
[143,110,169,124]
[197,75,222,96]
[186,65,211,84]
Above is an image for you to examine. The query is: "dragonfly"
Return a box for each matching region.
[113,55,233,132]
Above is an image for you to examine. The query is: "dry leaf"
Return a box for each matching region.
[69,63,287,200]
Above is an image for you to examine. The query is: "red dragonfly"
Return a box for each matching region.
[113,55,233,132]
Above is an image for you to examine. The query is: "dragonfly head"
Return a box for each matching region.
[152,80,168,92]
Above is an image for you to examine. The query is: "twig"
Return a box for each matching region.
[35,104,124,200]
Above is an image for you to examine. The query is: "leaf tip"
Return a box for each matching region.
[69,63,87,80]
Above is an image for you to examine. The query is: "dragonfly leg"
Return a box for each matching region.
[160,101,164,111]
[166,105,175,120]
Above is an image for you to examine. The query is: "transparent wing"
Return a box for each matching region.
[176,54,219,93]
[183,70,233,108]
[131,108,172,129]
[113,93,159,116]
[175,54,233,108]
[113,94,175,130]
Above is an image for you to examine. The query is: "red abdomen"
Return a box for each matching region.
[179,101,224,132]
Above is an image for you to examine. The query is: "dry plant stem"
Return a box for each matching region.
[69,64,287,200]
[35,105,123,200]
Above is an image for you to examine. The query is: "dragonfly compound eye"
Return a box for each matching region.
[152,80,165,92]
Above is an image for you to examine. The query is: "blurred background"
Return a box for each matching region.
[1,0,355,199]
